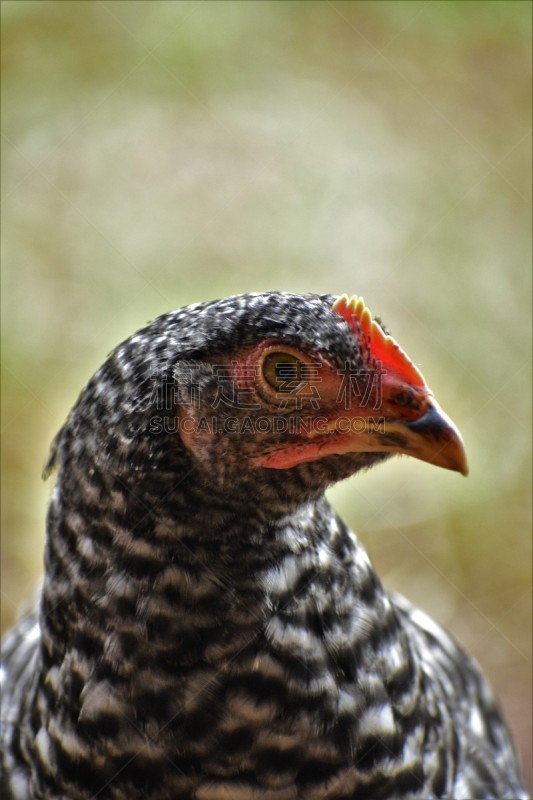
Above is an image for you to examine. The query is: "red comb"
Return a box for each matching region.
[332,294,426,388]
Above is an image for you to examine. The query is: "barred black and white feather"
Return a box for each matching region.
[1,292,528,800]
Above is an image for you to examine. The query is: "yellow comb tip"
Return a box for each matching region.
[360,307,372,332]
[371,318,386,344]
[332,294,349,313]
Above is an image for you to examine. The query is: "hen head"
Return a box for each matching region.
[108,292,468,506]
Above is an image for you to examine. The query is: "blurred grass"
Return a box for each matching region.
[1,0,531,784]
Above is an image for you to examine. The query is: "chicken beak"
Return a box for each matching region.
[378,397,469,476]
[321,394,469,476]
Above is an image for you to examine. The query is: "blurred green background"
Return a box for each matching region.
[1,0,531,783]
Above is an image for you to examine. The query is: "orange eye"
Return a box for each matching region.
[262,352,304,393]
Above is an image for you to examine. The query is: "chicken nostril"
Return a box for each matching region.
[387,388,423,411]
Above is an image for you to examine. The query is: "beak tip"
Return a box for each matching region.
[431,449,468,477]
[437,425,469,478]
[447,427,469,478]
[443,438,469,478]
[401,399,469,477]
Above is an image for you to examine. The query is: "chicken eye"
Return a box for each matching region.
[262,352,304,393]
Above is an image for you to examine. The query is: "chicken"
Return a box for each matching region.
[1,292,528,800]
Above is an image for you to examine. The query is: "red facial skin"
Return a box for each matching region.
[231,321,467,476]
